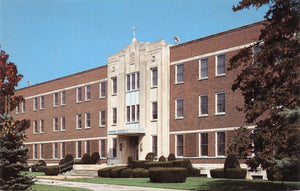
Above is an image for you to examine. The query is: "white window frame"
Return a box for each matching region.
[22,100,25,113]
[199,94,208,117]
[61,91,66,105]
[76,141,82,159]
[99,139,106,159]
[53,143,58,159]
[199,58,208,80]
[40,96,44,110]
[85,85,91,101]
[215,54,226,76]
[76,87,82,103]
[175,98,184,119]
[33,120,37,134]
[175,134,184,157]
[175,63,184,84]
[60,142,65,159]
[199,132,208,157]
[215,92,225,115]
[99,81,105,98]
[33,144,38,159]
[40,143,44,159]
[53,117,58,132]
[126,72,139,92]
[99,110,105,127]
[53,92,58,107]
[151,67,158,87]
[15,105,19,114]
[33,97,38,111]
[85,140,91,155]
[76,114,82,129]
[61,116,66,131]
[85,112,91,128]
[40,119,44,133]
[215,131,226,157]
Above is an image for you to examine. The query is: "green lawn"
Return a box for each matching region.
[21,171,45,176]
[68,177,300,190]
[31,184,92,191]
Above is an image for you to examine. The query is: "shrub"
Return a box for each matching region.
[120,168,132,178]
[210,168,225,178]
[144,161,173,169]
[224,154,240,169]
[141,169,149,177]
[127,156,134,169]
[158,155,166,162]
[145,152,155,161]
[81,153,93,164]
[91,152,100,164]
[192,168,200,177]
[149,167,187,183]
[172,159,193,176]
[225,168,247,179]
[44,166,59,176]
[132,168,144,177]
[111,166,128,178]
[167,153,176,161]
[59,154,74,173]
[98,166,115,177]
[32,160,47,172]
[133,160,146,168]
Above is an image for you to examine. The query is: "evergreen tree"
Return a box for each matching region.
[0,49,34,190]
[228,0,300,171]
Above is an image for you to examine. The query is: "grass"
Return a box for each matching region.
[31,184,92,191]
[68,177,300,190]
[20,171,45,176]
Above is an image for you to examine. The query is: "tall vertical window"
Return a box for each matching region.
[15,105,19,114]
[127,75,131,91]
[131,105,135,122]
[53,93,58,107]
[126,105,139,122]
[77,87,82,102]
[61,142,65,159]
[99,110,105,127]
[53,143,58,159]
[61,91,66,105]
[40,96,44,109]
[100,140,105,158]
[112,108,117,124]
[175,99,184,118]
[199,95,208,116]
[137,73,140,89]
[33,144,38,159]
[112,77,117,94]
[61,116,66,131]
[200,133,208,156]
[77,141,82,158]
[132,73,136,90]
[216,54,225,75]
[85,85,91,101]
[33,97,38,111]
[40,144,44,159]
[85,112,91,128]
[199,58,208,79]
[216,92,225,114]
[217,132,225,156]
[33,120,38,134]
[22,100,26,113]
[100,82,105,98]
[152,136,158,156]
[40,119,44,133]
[76,114,82,129]
[137,104,140,121]
[151,67,158,87]
[85,140,91,155]
[152,102,158,120]
[112,138,117,158]
[126,106,130,122]
[126,73,139,91]
[176,134,183,157]
[176,64,184,83]
[53,117,58,132]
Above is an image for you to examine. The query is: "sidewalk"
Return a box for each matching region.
[36,178,186,191]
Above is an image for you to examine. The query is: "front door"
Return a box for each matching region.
[129,136,139,160]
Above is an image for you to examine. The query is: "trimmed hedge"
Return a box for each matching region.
[91,152,100,164]
[144,161,173,169]
[44,165,59,176]
[167,153,176,161]
[172,159,193,176]
[111,166,128,178]
[225,168,247,179]
[224,154,240,169]
[192,168,201,177]
[32,160,47,172]
[127,156,134,169]
[132,168,144,177]
[141,169,149,177]
[145,152,155,161]
[59,154,74,173]
[98,166,115,177]
[149,167,188,183]
[158,155,166,162]
[81,153,93,164]
[133,160,146,169]
[210,168,225,178]
[120,168,132,178]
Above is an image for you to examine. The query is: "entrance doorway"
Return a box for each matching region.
[129,136,139,160]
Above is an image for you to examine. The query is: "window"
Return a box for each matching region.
[175,99,184,118]
[15,105,19,114]
[200,133,208,156]
[99,110,105,127]
[53,143,58,159]
[76,114,82,129]
[131,105,135,122]
[126,105,139,122]
[127,75,131,91]
[85,140,91,155]
[176,134,183,157]
[53,93,58,107]
[199,95,208,116]
[40,144,44,159]
[61,91,66,105]
[216,132,225,156]
[40,96,44,109]
[33,120,37,134]
[61,116,65,131]
[112,77,117,94]
[112,138,117,158]
[126,106,130,122]
[152,136,157,156]
[100,82,105,98]
[176,64,184,83]
[216,92,225,114]
[132,73,136,90]
[61,142,65,159]
[85,85,91,101]
[40,119,44,133]
[53,117,58,132]
[199,58,208,79]
[151,67,158,87]
[33,144,38,159]
[85,112,91,128]
[77,87,82,102]
[112,108,117,124]
[126,73,139,91]
[22,100,26,113]
[216,54,225,76]
[33,97,38,111]
[77,141,82,158]
[137,73,140,89]
[152,102,158,120]
[100,140,106,158]
[137,104,140,121]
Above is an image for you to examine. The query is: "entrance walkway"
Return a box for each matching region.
[36,179,186,191]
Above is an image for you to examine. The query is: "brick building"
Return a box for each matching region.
[15,21,264,175]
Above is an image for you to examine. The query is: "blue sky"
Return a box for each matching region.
[0,0,268,89]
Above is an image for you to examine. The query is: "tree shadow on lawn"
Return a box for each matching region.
[197,179,300,191]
